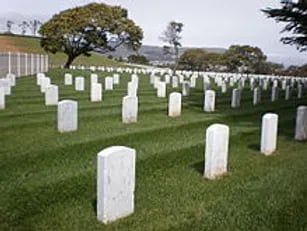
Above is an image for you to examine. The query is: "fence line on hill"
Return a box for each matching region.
[0,52,49,77]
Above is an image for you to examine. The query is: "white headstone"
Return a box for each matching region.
[91,83,102,102]
[131,74,138,86]
[221,81,227,93]
[90,66,96,72]
[182,81,190,96]
[297,84,303,99]
[229,78,234,87]
[122,96,138,123]
[157,81,166,98]
[150,75,155,85]
[282,80,287,90]
[131,75,139,89]
[57,100,78,132]
[262,79,268,91]
[168,92,182,117]
[105,77,113,90]
[75,77,85,91]
[6,73,16,86]
[285,86,291,100]
[231,88,241,108]
[36,73,45,85]
[45,85,59,106]
[172,76,179,88]
[64,73,73,85]
[190,77,197,88]
[271,87,279,102]
[294,106,307,140]
[179,75,184,84]
[113,74,120,84]
[40,77,50,93]
[97,146,136,224]
[0,88,5,109]
[128,82,138,97]
[250,79,255,91]
[204,124,229,179]
[91,73,98,85]
[260,113,278,155]
[253,87,261,105]
[164,75,170,84]
[0,79,11,95]
[204,90,216,112]
[154,77,160,89]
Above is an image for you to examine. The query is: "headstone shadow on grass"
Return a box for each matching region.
[248,143,260,152]
[92,198,97,216]
[191,160,205,176]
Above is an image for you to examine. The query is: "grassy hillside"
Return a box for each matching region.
[0,69,306,230]
[0,34,124,67]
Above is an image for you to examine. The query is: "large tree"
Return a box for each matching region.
[39,3,143,68]
[178,49,209,71]
[262,0,307,51]
[127,54,149,65]
[160,21,183,73]
[224,45,267,73]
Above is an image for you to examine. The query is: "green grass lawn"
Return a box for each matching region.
[0,69,307,230]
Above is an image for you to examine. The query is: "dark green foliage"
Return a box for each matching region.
[178,46,283,74]
[178,49,226,71]
[263,0,307,51]
[127,54,149,65]
[39,3,143,68]
[224,45,267,73]
[0,69,306,230]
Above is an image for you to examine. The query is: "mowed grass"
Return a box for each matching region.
[0,68,307,231]
[0,35,124,67]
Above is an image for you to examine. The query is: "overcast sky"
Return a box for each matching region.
[1,0,306,65]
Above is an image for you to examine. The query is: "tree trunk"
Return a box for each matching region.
[64,55,76,69]
[172,47,179,74]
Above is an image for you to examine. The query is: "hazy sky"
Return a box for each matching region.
[1,0,306,65]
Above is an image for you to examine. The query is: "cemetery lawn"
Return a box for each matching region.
[0,68,307,231]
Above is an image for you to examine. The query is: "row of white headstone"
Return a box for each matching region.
[151,74,304,112]
[70,65,307,83]
[56,90,184,132]
[96,105,307,224]
[64,73,121,90]
[148,68,305,100]
[36,72,124,107]
[36,70,306,130]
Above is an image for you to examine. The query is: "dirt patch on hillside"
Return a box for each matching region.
[0,36,20,52]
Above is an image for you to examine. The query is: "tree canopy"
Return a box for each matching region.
[224,45,267,73]
[127,54,149,65]
[177,45,280,74]
[179,49,210,71]
[262,0,307,51]
[39,3,143,68]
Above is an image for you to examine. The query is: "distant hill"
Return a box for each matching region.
[103,45,227,63]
